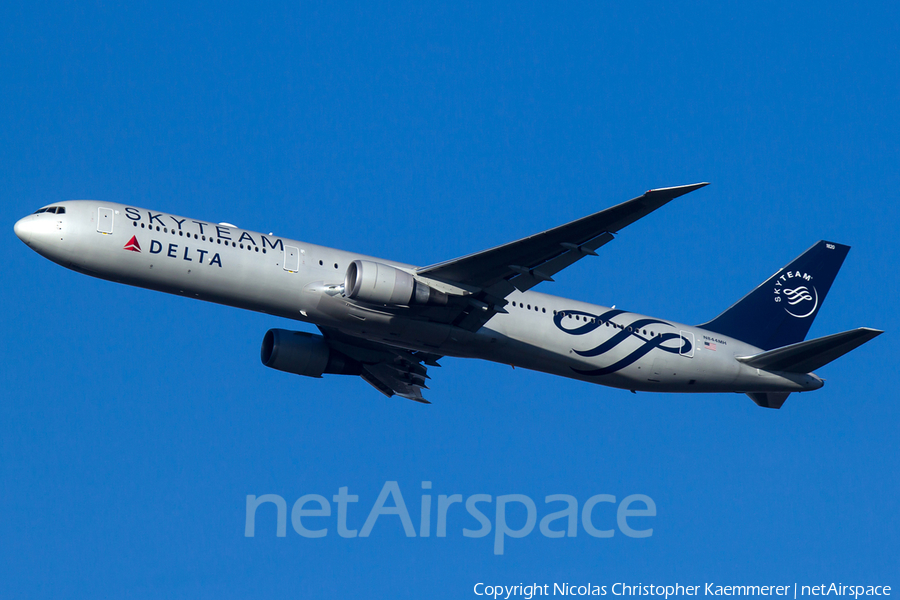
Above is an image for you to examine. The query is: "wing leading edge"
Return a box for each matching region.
[416,183,708,294]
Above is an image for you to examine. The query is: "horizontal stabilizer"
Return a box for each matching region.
[737,327,883,373]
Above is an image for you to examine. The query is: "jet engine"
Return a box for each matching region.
[344,260,448,306]
[260,329,360,378]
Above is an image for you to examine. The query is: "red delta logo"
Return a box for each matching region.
[123,236,141,252]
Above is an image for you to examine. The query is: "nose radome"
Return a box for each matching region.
[14,215,56,246]
[14,216,33,243]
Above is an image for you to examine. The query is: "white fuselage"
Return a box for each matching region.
[14,201,823,395]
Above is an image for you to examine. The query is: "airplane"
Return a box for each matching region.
[14,183,881,409]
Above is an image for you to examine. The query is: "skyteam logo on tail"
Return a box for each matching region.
[773,271,818,318]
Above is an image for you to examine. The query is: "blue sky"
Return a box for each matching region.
[2,1,898,597]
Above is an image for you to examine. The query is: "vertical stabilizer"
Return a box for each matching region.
[699,241,849,350]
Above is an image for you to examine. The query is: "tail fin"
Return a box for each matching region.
[699,241,850,350]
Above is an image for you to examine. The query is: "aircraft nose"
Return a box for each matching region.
[14,216,32,243]
[14,214,55,247]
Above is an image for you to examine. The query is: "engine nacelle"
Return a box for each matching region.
[260,329,359,378]
[344,260,448,306]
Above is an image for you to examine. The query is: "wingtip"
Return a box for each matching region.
[645,182,710,199]
[650,181,709,190]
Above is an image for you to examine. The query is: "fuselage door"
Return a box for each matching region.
[679,330,695,358]
[97,207,113,234]
[284,245,300,273]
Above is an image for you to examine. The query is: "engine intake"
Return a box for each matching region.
[344,260,447,306]
[260,329,359,378]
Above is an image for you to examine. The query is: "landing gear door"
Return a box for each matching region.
[679,330,695,358]
[284,245,300,273]
[97,207,113,234]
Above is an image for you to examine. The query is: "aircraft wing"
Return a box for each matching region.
[414,183,708,330]
[417,183,707,293]
[318,326,441,403]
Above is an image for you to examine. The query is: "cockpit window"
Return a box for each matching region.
[33,206,65,214]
